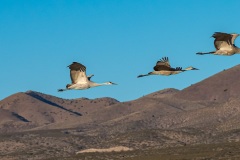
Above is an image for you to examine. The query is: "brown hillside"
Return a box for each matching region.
[0,91,119,131]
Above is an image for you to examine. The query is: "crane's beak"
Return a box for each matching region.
[111,82,117,85]
[192,67,199,70]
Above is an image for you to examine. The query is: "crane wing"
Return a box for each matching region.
[212,32,234,50]
[154,57,171,71]
[68,62,88,84]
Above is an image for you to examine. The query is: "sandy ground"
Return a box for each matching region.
[76,146,133,154]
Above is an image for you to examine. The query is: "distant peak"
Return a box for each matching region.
[160,88,179,93]
[25,90,37,94]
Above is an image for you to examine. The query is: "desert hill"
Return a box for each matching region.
[0,91,119,131]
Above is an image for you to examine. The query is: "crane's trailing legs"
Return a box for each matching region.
[196,51,215,55]
[137,72,152,78]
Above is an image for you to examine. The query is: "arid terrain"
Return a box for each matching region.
[1,65,240,160]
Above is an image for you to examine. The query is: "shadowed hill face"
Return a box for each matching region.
[0,109,23,124]
[175,65,240,103]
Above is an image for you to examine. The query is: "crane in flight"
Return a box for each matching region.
[137,57,198,78]
[58,62,117,92]
[197,32,240,56]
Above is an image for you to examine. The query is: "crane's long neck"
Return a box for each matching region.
[183,66,198,71]
[89,81,108,87]
[184,67,192,71]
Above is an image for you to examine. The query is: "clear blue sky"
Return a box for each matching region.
[1,0,240,102]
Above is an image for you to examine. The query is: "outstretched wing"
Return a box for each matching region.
[212,32,237,50]
[153,57,171,71]
[68,62,88,84]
